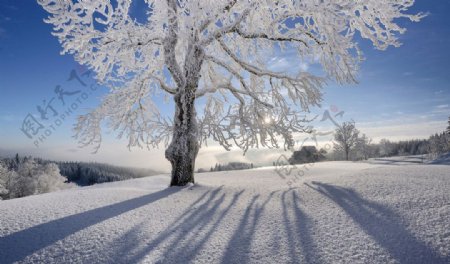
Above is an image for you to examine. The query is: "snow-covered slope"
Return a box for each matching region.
[430,152,450,165]
[368,154,450,165]
[1,162,449,264]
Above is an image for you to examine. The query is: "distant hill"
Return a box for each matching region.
[1,154,161,186]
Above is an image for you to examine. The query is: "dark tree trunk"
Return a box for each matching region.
[165,90,199,186]
[345,146,349,161]
[165,38,203,186]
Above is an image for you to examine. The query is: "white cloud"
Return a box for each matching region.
[435,104,449,109]
[299,62,309,72]
[268,54,310,74]
[430,104,449,115]
[269,57,290,71]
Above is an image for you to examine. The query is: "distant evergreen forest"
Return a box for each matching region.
[56,161,160,186]
[199,162,255,173]
[1,154,160,186]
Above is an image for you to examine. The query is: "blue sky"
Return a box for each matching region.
[0,1,449,171]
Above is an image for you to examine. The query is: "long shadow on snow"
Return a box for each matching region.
[372,157,425,165]
[110,188,324,263]
[281,189,323,264]
[219,191,276,264]
[106,187,219,263]
[0,187,179,263]
[220,189,322,264]
[305,181,449,264]
[109,186,243,263]
[110,189,282,264]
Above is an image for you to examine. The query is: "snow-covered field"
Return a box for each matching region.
[1,161,449,264]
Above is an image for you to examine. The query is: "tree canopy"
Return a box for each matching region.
[38,0,424,152]
[38,0,424,185]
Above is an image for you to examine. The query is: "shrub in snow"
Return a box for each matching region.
[36,163,73,194]
[0,163,10,199]
[0,159,74,200]
[289,146,326,164]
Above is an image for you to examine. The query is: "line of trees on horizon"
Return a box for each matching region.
[332,118,449,161]
[289,117,450,164]
[198,162,255,173]
[57,161,159,186]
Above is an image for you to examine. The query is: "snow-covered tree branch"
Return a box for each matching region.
[38,0,423,185]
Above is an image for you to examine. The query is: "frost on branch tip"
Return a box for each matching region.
[38,0,424,152]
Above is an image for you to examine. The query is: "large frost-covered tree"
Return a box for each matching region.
[38,0,423,186]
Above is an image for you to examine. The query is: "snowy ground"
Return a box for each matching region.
[368,154,450,165]
[1,160,449,264]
